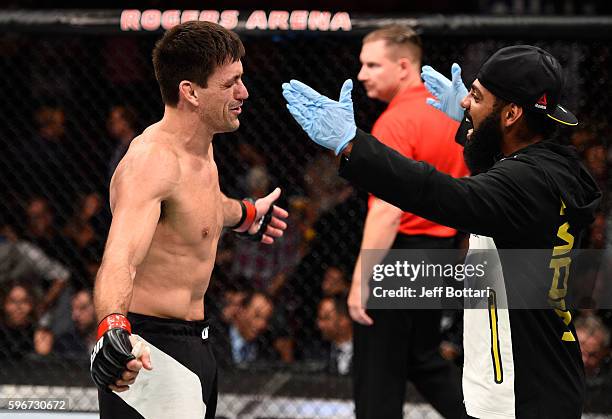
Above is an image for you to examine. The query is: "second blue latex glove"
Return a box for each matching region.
[421,63,467,122]
[282,79,356,155]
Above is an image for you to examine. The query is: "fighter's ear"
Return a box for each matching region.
[179,80,199,107]
[502,103,523,127]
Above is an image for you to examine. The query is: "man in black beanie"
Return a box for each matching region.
[282,45,601,418]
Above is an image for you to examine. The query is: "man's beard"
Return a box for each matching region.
[463,110,503,174]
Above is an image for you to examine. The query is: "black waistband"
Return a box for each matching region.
[127,312,209,338]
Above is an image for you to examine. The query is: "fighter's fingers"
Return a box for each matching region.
[125,358,143,373]
[121,369,138,381]
[260,235,274,245]
[272,205,289,219]
[264,225,284,238]
[140,346,153,370]
[262,187,281,205]
[268,216,287,230]
[115,377,136,387]
[109,384,129,393]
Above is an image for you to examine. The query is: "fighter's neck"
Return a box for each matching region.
[159,106,214,156]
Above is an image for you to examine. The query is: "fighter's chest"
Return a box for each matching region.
[163,166,224,243]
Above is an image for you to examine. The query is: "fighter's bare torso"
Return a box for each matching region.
[110,123,223,320]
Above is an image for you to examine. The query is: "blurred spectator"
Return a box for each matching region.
[0,280,38,359]
[0,222,70,323]
[571,128,596,154]
[230,165,300,295]
[226,163,300,363]
[102,37,147,87]
[287,187,366,354]
[220,288,248,325]
[583,142,607,191]
[235,142,269,197]
[33,326,54,356]
[316,295,353,375]
[303,151,354,224]
[214,291,277,367]
[23,196,59,258]
[439,310,464,364]
[588,212,607,249]
[577,315,611,377]
[287,196,317,252]
[244,166,271,200]
[25,105,83,219]
[59,192,106,288]
[576,314,612,412]
[107,105,138,178]
[54,289,96,359]
[321,265,350,297]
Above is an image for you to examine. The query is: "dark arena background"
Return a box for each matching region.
[0,7,611,419]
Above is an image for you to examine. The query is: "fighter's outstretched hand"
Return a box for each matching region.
[421,63,467,122]
[250,187,289,245]
[282,79,356,155]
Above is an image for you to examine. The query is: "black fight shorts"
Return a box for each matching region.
[98,312,217,419]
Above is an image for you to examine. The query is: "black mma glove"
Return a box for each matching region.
[90,313,135,392]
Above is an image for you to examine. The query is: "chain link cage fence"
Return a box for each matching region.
[0,11,611,418]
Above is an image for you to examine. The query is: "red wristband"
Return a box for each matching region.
[234,199,257,233]
[97,313,131,340]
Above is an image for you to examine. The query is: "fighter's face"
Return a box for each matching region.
[358,40,403,103]
[197,59,249,134]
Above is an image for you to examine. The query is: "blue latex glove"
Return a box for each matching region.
[282,79,356,155]
[421,63,467,122]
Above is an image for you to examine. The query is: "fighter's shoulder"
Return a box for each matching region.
[111,133,180,196]
[122,132,181,178]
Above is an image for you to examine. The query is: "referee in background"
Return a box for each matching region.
[349,25,467,419]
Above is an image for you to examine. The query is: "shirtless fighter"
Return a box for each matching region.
[90,21,288,419]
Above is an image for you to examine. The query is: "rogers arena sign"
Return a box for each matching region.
[120,10,352,32]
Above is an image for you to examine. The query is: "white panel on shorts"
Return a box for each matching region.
[115,335,206,419]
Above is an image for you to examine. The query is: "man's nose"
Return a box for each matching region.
[236,82,249,100]
[357,66,368,81]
